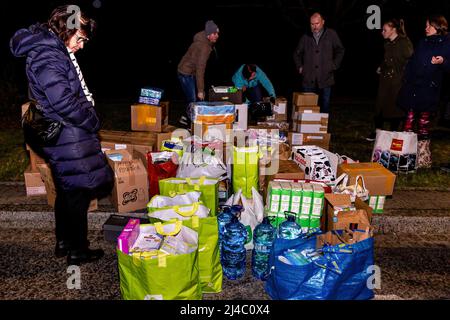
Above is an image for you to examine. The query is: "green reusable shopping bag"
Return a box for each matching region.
[147,204,223,294]
[117,222,202,300]
[233,146,260,199]
[183,217,222,294]
[159,177,219,216]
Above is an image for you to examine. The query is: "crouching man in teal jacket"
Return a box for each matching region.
[232,64,276,104]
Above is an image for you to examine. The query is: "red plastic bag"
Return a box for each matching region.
[147,152,179,198]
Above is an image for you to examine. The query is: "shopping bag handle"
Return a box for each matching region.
[168,190,189,198]
[173,203,200,217]
[186,176,206,190]
[333,173,349,192]
[154,220,182,236]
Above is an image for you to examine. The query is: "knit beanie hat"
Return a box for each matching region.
[205,20,219,36]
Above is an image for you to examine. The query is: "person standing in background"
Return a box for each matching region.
[293,12,345,114]
[397,15,450,168]
[367,19,414,141]
[177,20,219,128]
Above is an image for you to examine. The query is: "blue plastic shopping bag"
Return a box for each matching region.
[265,230,375,300]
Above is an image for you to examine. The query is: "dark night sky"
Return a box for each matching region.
[2,0,450,104]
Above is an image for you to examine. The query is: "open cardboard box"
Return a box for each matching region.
[323,194,373,232]
[105,149,149,214]
[337,162,397,196]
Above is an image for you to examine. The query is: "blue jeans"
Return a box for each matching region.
[303,86,332,114]
[178,73,196,118]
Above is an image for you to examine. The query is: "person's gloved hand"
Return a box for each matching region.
[270,97,276,104]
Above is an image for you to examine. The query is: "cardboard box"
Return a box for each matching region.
[323,194,373,232]
[192,123,233,142]
[101,142,153,168]
[267,98,288,122]
[297,124,328,134]
[293,92,319,107]
[131,102,169,132]
[297,113,329,125]
[292,146,339,184]
[288,132,331,150]
[25,145,47,172]
[22,102,31,117]
[233,104,248,131]
[105,150,149,213]
[38,164,98,211]
[293,105,321,115]
[337,163,397,196]
[261,160,306,197]
[209,88,243,104]
[24,166,46,196]
[99,126,181,153]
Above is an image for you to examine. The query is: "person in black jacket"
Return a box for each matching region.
[293,12,345,113]
[11,6,114,266]
[397,15,450,167]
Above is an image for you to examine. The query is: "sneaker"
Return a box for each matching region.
[178,116,192,129]
[441,164,450,173]
[67,248,104,266]
[365,133,376,142]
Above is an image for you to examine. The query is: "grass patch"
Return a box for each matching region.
[330,101,450,189]
[0,129,29,181]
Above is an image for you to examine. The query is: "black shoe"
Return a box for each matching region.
[365,132,376,142]
[67,248,104,266]
[178,116,192,129]
[55,241,70,258]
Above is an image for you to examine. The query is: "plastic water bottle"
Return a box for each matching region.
[217,206,235,252]
[221,218,248,280]
[279,212,302,240]
[252,218,276,280]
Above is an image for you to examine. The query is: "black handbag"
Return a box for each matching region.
[22,101,62,154]
[249,101,274,119]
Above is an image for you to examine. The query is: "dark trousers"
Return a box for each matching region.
[303,86,332,114]
[245,84,264,104]
[375,114,403,132]
[54,182,113,251]
[177,73,197,119]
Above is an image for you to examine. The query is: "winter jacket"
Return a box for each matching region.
[178,31,214,95]
[232,65,276,98]
[293,28,345,89]
[10,24,114,192]
[397,34,450,113]
[376,36,414,118]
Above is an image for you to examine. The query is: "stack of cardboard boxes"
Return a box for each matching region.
[289,92,331,150]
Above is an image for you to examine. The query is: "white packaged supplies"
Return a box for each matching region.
[148,203,210,221]
[147,192,201,210]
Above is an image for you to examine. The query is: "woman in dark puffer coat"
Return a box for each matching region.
[397,15,450,168]
[11,6,114,266]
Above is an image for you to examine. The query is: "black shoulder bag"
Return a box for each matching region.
[21,101,62,156]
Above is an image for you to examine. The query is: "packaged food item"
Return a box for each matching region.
[130,232,163,255]
[117,219,141,255]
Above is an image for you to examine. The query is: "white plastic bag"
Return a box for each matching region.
[177,149,227,179]
[147,192,201,210]
[225,188,264,250]
[372,130,418,173]
[148,203,210,221]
